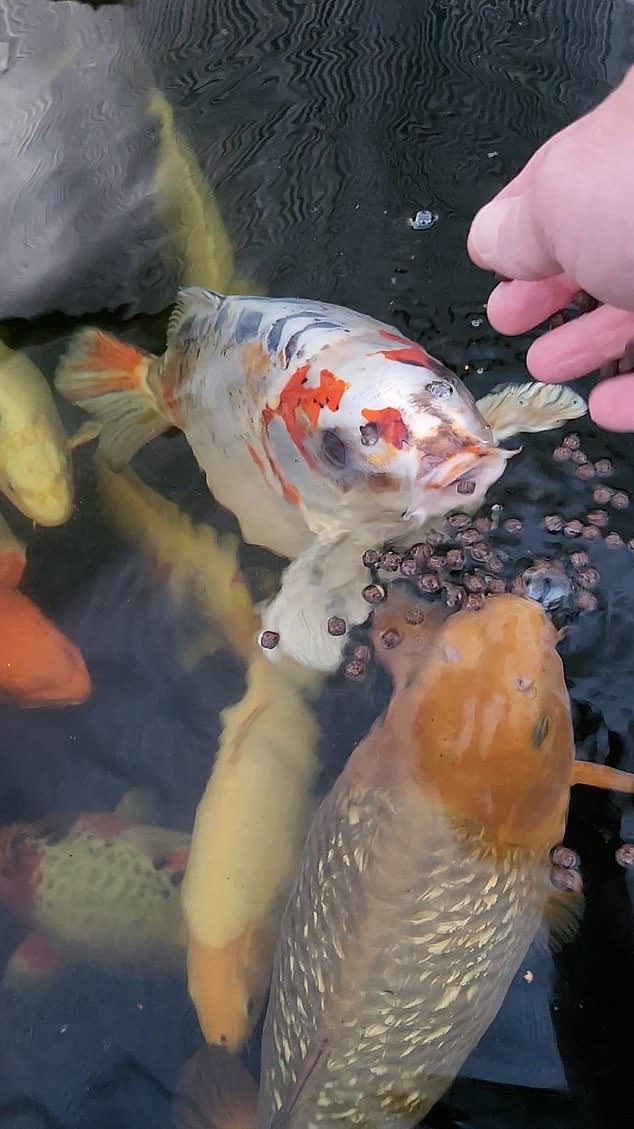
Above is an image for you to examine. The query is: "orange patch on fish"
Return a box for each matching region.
[375,329,438,368]
[246,443,266,474]
[0,588,92,708]
[264,365,349,462]
[361,407,410,449]
[63,331,150,397]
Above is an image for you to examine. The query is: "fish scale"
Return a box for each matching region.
[259,774,549,1129]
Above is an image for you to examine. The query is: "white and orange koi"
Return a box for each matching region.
[55,290,585,670]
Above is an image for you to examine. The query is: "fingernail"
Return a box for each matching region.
[468,197,520,267]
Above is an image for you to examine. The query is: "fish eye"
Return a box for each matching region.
[426,381,453,398]
[359,422,379,447]
[533,715,551,748]
[322,429,347,467]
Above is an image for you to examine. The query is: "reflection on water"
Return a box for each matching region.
[1,0,634,1126]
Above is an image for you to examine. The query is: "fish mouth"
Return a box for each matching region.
[404,443,517,521]
[419,446,494,490]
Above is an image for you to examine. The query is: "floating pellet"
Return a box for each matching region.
[344,659,366,681]
[569,550,589,569]
[473,516,492,534]
[327,616,347,636]
[543,514,563,533]
[581,525,601,541]
[611,490,630,510]
[563,433,581,451]
[380,551,401,572]
[399,557,420,578]
[571,449,588,465]
[259,630,280,650]
[553,446,572,462]
[485,576,507,594]
[563,520,584,538]
[428,554,446,571]
[456,527,481,546]
[470,541,490,563]
[605,531,623,549]
[464,592,485,610]
[586,509,609,527]
[550,844,580,869]
[417,572,440,594]
[576,567,600,591]
[577,591,598,612]
[443,583,464,608]
[464,574,486,593]
[628,538,634,552]
[362,548,380,568]
[615,844,634,868]
[456,479,476,495]
[487,555,505,575]
[445,512,472,532]
[404,606,426,625]
[593,485,614,504]
[362,584,386,604]
[379,628,401,649]
[446,548,465,571]
[594,458,613,478]
[426,530,445,548]
[411,542,431,564]
[503,518,523,534]
[353,644,372,663]
[575,462,596,480]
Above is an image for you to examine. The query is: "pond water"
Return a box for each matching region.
[1,1,634,1126]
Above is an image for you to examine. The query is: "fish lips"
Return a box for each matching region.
[404,443,519,518]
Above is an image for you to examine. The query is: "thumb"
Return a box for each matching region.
[467,191,561,281]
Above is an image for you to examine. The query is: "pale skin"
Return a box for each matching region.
[467,64,634,433]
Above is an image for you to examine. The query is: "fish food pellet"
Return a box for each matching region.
[411,542,431,563]
[581,525,601,541]
[593,485,614,504]
[428,554,446,571]
[399,557,420,578]
[404,606,426,625]
[443,583,464,608]
[577,591,598,612]
[456,527,480,546]
[380,628,401,649]
[553,446,572,462]
[456,479,476,495]
[485,576,507,594]
[464,574,486,593]
[426,530,445,548]
[563,520,584,538]
[362,583,386,605]
[503,518,523,534]
[487,555,505,574]
[380,551,401,572]
[259,630,280,650]
[611,490,630,509]
[550,844,580,869]
[628,538,634,552]
[575,462,596,480]
[615,844,634,868]
[417,572,440,594]
[470,541,490,563]
[344,659,366,681]
[543,514,563,533]
[353,644,372,663]
[464,592,485,610]
[563,433,581,451]
[327,616,347,636]
[446,548,465,571]
[569,550,589,569]
[446,512,472,532]
[605,531,624,549]
[570,449,588,465]
[473,515,492,534]
[576,567,600,591]
[362,548,381,568]
[594,458,613,478]
[587,509,609,527]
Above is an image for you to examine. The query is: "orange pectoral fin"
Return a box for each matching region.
[572,760,634,793]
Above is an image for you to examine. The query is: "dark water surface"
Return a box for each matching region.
[1,0,634,1126]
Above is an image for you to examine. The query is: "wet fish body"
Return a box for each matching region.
[0,808,188,981]
[56,290,586,671]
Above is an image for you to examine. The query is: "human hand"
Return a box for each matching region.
[467,66,634,431]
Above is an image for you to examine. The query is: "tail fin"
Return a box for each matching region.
[55,329,170,470]
[172,1045,258,1129]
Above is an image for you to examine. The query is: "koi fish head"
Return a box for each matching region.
[375,591,575,853]
[258,330,514,537]
[0,408,73,526]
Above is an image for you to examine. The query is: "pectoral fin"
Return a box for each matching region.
[3,931,65,988]
[476,382,587,443]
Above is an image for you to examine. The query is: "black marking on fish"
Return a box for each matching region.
[233,307,264,345]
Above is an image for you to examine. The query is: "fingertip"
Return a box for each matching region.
[589,374,634,432]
